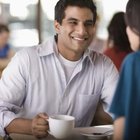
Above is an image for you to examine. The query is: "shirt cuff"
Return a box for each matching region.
[0,112,19,137]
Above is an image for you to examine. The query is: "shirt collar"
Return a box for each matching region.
[37,36,58,57]
[38,36,94,65]
[82,48,94,65]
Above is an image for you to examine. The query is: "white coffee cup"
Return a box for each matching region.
[48,115,75,139]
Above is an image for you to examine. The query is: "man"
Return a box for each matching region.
[0,0,118,138]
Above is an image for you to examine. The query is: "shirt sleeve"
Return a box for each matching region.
[100,56,119,115]
[0,51,28,136]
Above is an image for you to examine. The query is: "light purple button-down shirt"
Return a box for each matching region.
[0,37,118,136]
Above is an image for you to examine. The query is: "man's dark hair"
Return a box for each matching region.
[55,0,97,25]
[0,24,9,33]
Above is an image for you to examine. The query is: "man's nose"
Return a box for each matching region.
[76,23,87,35]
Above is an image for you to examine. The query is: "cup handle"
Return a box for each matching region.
[46,118,51,134]
[48,130,52,135]
[46,117,50,122]
[47,130,50,133]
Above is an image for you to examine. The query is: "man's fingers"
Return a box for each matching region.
[32,113,49,138]
[35,124,49,131]
[37,117,48,125]
[38,113,49,119]
[32,125,49,138]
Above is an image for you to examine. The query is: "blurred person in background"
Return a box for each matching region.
[104,12,132,71]
[110,0,140,139]
[0,24,15,77]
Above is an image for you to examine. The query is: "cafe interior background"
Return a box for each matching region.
[0,0,128,51]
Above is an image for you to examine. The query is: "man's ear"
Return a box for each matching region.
[54,20,61,34]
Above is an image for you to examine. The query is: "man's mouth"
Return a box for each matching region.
[72,36,88,41]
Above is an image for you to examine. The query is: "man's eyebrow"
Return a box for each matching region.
[66,18,94,23]
[66,18,78,21]
[85,19,94,23]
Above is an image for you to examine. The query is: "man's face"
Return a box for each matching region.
[54,6,95,60]
[0,31,9,49]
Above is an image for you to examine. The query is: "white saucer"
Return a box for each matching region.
[74,125,113,140]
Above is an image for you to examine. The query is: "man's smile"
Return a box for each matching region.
[71,36,88,41]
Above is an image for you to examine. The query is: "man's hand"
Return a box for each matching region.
[5,113,49,138]
[32,113,49,138]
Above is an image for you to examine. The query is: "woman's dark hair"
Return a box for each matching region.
[55,0,97,25]
[125,0,140,36]
[107,12,131,52]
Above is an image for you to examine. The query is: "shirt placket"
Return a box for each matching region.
[59,61,83,114]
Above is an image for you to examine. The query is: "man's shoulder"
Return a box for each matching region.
[89,50,118,73]
[89,49,111,62]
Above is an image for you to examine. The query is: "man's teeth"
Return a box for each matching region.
[73,37,87,40]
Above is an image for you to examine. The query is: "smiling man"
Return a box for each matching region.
[55,6,95,61]
[0,0,118,139]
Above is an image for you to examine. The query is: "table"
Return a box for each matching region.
[5,133,112,140]
[9,134,85,140]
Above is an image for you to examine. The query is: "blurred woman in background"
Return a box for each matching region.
[104,12,132,71]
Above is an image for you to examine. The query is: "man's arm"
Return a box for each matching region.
[91,101,113,126]
[5,118,32,135]
[92,56,118,125]
[5,113,49,139]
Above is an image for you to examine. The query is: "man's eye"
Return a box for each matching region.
[69,21,77,25]
[85,22,93,26]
